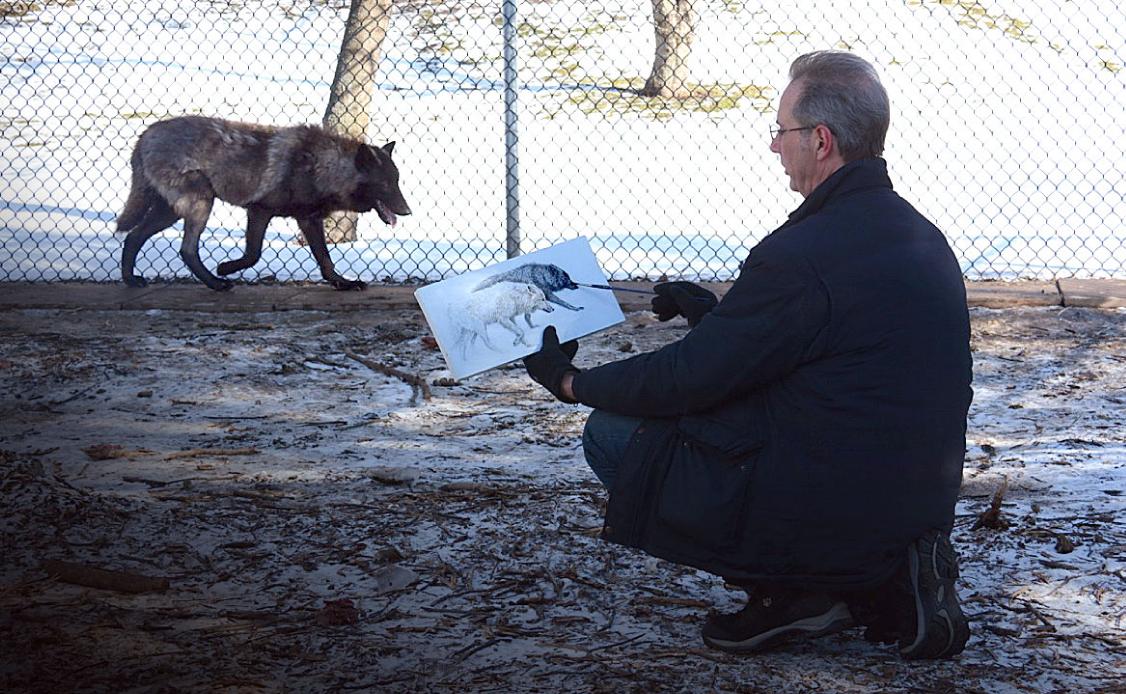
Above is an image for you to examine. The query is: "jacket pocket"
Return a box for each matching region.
[676,394,767,459]
[654,439,756,551]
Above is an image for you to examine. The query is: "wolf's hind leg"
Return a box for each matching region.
[121,196,179,287]
[176,196,231,291]
[457,329,476,360]
[474,325,498,352]
[218,207,272,277]
[297,216,366,290]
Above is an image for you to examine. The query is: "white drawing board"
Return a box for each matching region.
[414,237,626,379]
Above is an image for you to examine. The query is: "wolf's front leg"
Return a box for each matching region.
[548,294,584,311]
[498,317,529,346]
[218,207,272,277]
[298,216,367,290]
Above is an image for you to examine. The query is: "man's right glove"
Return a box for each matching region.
[523,326,580,403]
[651,281,718,327]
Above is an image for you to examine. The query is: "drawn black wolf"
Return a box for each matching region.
[473,263,584,311]
[116,115,412,291]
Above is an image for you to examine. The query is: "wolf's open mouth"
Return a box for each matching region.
[375,200,398,227]
[371,199,398,226]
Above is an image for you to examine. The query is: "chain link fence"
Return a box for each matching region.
[2,0,1124,284]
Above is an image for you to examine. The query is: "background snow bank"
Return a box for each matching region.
[1,0,1124,283]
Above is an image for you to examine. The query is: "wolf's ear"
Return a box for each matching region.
[355,144,378,172]
[382,141,396,156]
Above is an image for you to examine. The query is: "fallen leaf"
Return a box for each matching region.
[973,478,1010,531]
[314,598,360,626]
[1055,534,1075,554]
[82,443,126,460]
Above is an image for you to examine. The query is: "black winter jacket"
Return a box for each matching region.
[571,158,973,590]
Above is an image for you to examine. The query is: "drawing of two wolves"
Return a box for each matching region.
[116,115,412,291]
[451,263,586,358]
[451,282,554,359]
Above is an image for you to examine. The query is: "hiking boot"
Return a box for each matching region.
[847,589,903,645]
[897,529,971,659]
[702,585,854,654]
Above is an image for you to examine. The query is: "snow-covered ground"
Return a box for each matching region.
[2,0,1124,283]
[1,304,1123,691]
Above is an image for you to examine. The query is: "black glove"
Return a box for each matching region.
[651,281,718,327]
[523,326,580,403]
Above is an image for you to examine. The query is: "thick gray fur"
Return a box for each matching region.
[117,115,411,291]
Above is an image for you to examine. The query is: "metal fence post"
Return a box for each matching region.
[502,0,521,259]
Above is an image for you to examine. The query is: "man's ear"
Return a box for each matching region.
[813,124,836,160]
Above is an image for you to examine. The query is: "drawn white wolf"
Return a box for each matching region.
[116,115,412,291]
[451,281,554,358]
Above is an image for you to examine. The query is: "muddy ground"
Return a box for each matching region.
[1,305,1124,693]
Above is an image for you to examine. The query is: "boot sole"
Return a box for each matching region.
[703,601,854,654]
[900,531,971,659]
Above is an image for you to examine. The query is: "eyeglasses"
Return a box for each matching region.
[769,125,815,140]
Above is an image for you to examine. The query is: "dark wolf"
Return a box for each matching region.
[116,115,412,291]
[473,262,584,311]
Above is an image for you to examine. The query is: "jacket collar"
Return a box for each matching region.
[783,157,893,228]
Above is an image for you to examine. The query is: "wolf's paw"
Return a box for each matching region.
[207,279,235,292]
[331,278,367,291]
[123,275,148,288]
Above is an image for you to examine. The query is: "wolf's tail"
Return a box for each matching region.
[116,141,150,232]
[472,275,500,292]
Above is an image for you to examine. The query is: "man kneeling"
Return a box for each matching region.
[523,51,972,659]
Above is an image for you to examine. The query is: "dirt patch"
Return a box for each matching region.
[1,305,1124,692]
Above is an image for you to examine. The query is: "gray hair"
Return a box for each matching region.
[788,51,890,161]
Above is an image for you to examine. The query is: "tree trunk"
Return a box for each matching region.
[321,0,394,244]
[642,0,696,98]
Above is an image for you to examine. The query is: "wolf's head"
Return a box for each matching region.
[543,264,579,292]
[353,142,412,226]
[517,282,554,314]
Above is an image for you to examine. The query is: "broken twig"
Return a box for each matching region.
[344,350,432,400]
[164,447,259,460]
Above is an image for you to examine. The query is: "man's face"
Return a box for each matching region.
[770,81,817,197]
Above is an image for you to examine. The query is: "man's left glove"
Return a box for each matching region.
[651,281,718,327]
[523,326,580,403]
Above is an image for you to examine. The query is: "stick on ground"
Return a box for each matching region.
[41,560,170,593]
[345,350,432,400]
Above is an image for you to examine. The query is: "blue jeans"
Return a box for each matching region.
[582,409,644,490]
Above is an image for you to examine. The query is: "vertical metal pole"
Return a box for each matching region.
[502,0,521,258]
